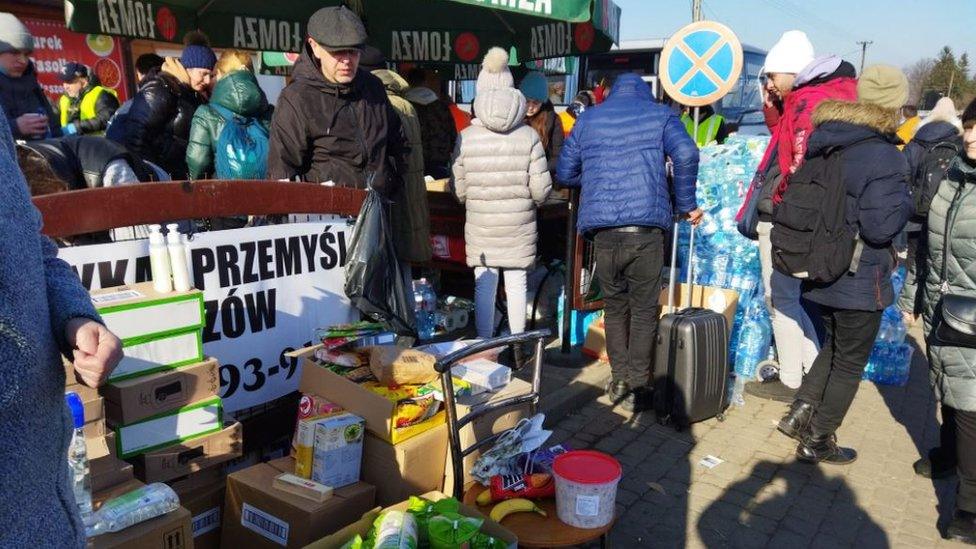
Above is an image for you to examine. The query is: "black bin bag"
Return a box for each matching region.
[344,190,417,337]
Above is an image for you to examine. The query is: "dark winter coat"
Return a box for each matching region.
[374,70,432,263]
[0,61,61,140]
[267,44,406,196]
[20,135,155,190]
[59,79,120,135]
[527,105,564,175]
[186,70,273,179]
[800,100,913,311]
[556,73,699,234]
[405,86,457,175]
[922,155,976,411]
[898,114,964,314]
[117,62,206,179]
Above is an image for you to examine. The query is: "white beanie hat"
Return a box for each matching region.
[476,47,513,93]
[0,13,32,54]
[764,30,814,74]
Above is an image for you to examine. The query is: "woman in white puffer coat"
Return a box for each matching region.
[451,47,552,338]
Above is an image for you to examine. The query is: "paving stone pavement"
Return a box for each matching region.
[547,324,972,548]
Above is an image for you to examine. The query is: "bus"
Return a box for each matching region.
[578,39,768,133]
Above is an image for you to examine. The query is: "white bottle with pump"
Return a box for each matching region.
[166,224,192,292]
[148,225,173,293]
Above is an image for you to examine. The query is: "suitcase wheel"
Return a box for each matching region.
[716,413,726,422]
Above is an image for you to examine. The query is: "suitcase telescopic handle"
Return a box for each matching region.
[666,219,696,314]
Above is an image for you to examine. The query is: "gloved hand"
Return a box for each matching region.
[61,123,78,135]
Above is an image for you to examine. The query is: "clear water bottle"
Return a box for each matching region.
[65,392,93,529]
[88,483,180,536]
[414,278,436,340]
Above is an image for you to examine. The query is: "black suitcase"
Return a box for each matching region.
[653,222,729,428]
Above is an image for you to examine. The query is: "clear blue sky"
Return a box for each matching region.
[616,0,974,71]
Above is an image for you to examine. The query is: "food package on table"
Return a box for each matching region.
[369,510,419,549]
[369,346,439,386]
[291,393,344,459]
[470,414,551,484]
[407,496,506,549]
[362,382,443,430]
[314,348,368,368]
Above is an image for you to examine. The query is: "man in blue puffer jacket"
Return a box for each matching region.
[558,73,701,412]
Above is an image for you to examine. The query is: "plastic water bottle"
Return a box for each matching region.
[87,483,180,537]
[414,279,436,340]
[65,392,93,529]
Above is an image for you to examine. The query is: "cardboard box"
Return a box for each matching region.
[444,378,533,496]
[91,454,134,493]
[91,282,205,381]
[658,284,740,330]
[425,178,450,192]
[66,384,105,425]
[582,316,609,362]
[310,413,364,489]
[168,465,225,495]
[114,397,223,459]
[300,357,445,444]
[134,421,243,483]
[362,422,448,506]
[174,478,226,549]
[85,418,107,441]
[305,491,517,549]
[89,479,193,549]
[221,460,376,548]
[102,358,220,424]
[65,358,78,386]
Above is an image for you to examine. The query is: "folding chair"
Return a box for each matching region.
[435,329,612,548]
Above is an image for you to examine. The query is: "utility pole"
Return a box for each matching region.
[857,40,873,74]
[692,0,703,21]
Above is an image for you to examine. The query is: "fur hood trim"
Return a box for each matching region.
[919,110,964,134]
[812,100,899,134]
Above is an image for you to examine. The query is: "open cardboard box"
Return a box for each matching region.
[297,351,445,444]
[305,491,517,549]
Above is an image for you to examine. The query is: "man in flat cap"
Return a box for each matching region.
[268,5,405,197]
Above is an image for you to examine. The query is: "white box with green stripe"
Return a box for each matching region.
[91,282,205,381]
[114,397,223,458]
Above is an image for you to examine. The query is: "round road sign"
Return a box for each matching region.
[660,20,743,107]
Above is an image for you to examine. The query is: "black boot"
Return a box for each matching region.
[796,432,857,465]
[605,379,637,412]
[947,510,976,544]
[913,448,957,479]
[777,401,814,441]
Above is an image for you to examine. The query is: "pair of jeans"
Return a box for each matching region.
[758,222,821,388]
[473,267,527,338]
[795,305,882,434]
[936,405,976,514]
[592,229,664,388]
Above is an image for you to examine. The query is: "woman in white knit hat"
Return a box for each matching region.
[741,30,859,405]
[450,47,552,355]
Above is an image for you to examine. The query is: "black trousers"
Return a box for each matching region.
[592,230,664,388]
[795,305,882,434]
[937,405,976,514]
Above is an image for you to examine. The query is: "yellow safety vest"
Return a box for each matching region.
[59,85,118,134]
[681,112,723,148]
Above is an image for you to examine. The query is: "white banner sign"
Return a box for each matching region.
[58,222,357,412]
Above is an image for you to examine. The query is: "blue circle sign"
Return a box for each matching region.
[660,21,743,107]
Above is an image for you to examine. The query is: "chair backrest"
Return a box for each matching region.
[434,329,551,499]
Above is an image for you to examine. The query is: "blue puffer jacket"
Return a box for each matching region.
[556,74,699,233]
[800,100,913,311]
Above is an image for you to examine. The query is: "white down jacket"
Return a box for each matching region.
[451,87,552,269]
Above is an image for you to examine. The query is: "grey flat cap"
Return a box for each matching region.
[307,6,367,51]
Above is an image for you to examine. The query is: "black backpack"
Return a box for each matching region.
[911,141,959,222]
[770,146,858,283]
